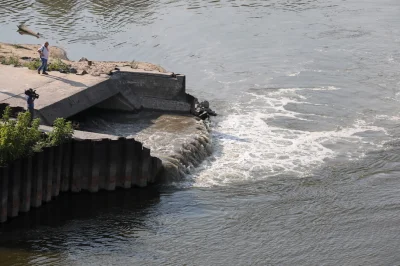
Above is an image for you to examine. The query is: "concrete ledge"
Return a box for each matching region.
[0,65,194,125]
[111,69,186,101]
[138,96,191,112]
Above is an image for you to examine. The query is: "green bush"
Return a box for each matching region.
[32,118,74,152]
[25,58,70,73]
[0,107,41,165]
[47,58,69,72]
[47,118,74,146]
[24,59,41,70]
[0,107,74,165]
[0,55,21,66]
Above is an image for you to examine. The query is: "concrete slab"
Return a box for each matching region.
[0,65,107,108]
[39,125,118,140]
[0,65,112,125]
[0,64,192,125]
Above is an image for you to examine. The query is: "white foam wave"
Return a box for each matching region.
[288,72,300,77]
[188,86,388,187]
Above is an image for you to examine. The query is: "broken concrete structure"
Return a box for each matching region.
[0,65,195,125]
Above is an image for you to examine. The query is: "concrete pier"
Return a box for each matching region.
[0,65,194,126]
[0,52,211,223]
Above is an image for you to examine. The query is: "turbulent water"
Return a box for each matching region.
[2,0,400,265]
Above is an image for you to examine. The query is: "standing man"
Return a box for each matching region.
[37,41,49,75]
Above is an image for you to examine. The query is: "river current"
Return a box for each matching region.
[1,0,400,265]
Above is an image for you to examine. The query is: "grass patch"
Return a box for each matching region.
[25,58,70,73]
[0,55,21,66]
[47,58,69,72]
[24,59,41,70]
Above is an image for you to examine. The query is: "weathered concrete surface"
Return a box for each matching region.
[40,125,118,140]
[100,67,192,112]
[76,111,212,181]
[0,65,193,125]
[0,64,109,125]
[125,113,212,181]
[113,67,186,100]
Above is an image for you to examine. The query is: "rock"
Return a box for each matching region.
[88,60,93,66]
[200,101,210,109]
[76,69,88,75]
[208,109,217,116]
[72,121,80,129]
[69,67,77,74]
[193,99,217,119]
[198,111,209,120]
[79,57,88,62]
[21,56,31,60]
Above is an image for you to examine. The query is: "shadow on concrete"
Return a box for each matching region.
[0,91,26,101]
[45,74,88,87]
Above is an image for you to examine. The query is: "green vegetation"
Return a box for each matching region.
[0,108,41,165]
[47,118,74,146]
[0,107,73,166]
[47,58,70,72]
[24,58,70,72]
[24,58,41,70]
[0,55,21,67]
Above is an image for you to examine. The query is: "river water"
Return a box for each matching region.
[1,0,400,265]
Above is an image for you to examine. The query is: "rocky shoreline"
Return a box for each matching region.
[0,42,166,76]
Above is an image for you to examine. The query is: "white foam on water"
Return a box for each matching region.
[187,86,388,187]
[288,71,300,77]
[375,114,400,122]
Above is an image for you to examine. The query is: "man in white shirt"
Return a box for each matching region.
[37,42,49,75]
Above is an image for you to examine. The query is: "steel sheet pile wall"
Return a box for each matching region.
[0,137,163,223]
